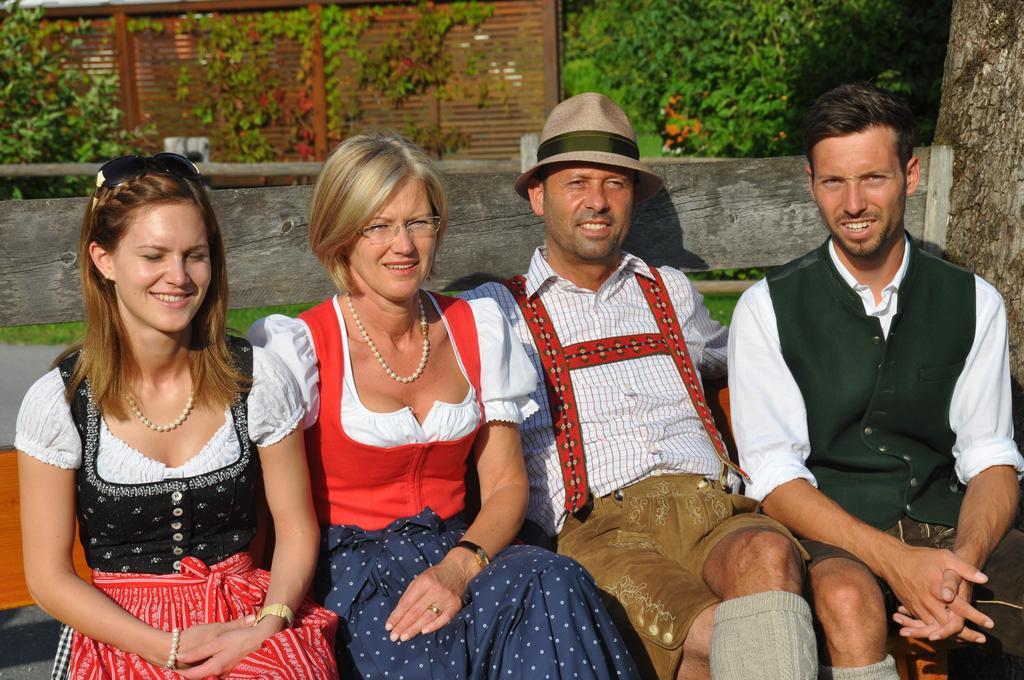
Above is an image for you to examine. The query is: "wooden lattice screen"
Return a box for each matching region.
[46,0,558,162]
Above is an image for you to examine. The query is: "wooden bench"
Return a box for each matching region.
[0,150,955,675]
[0,447,92,609]
[0,385,949,679]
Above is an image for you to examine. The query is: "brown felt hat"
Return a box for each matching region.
[515,92,663,202]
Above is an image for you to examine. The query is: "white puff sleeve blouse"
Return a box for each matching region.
[248,295,539,448]
[15,346,305,482]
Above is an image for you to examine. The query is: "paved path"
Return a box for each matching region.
[0,606,60,679]
[0,346,66,677]
[0,345,66,449]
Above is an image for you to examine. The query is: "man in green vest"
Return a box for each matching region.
[729,81,1024,679]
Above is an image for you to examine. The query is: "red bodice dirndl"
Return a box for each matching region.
[299,293,483,530]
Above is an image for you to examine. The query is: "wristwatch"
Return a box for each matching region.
[454,540,491,568]
[255,603,294,627]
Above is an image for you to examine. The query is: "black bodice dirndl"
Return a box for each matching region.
[58,337,258,574]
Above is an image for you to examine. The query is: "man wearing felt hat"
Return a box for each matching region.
[462,93,817,680]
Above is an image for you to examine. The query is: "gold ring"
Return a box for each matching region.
[427,604,442,616]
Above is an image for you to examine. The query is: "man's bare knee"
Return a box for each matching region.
[808,557,887,667]
[677,604,714,680]
[705,528,803,598]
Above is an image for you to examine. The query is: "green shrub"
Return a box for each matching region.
[564,0,951,157]
[0,1,141,199]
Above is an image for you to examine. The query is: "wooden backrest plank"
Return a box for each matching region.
[0,149,938,328]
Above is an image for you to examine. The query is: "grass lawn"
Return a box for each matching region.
[0,303,319,346]
[0,293,741,346]
[703,294,740,326]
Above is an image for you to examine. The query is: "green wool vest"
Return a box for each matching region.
[767,237,976,529]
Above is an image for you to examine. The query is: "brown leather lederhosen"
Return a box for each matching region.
[503,267,748,517]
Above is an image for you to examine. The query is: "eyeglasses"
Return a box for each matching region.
[95,153,202,190]
[359,216,442,245]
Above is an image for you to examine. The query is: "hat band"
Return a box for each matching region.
[536,130,640,162]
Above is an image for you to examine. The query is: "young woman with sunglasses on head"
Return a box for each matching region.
[250,132,638,678]
[16,154,338,679]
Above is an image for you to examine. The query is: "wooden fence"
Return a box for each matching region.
[33,0,560,162]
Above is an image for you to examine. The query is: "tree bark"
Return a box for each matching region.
[935,0,1024,447]
[936,7,1024,676]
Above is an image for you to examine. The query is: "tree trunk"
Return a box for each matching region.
[936,3,1024,676]
[935,0,1024,447]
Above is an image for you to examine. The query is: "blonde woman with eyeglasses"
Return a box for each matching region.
[250,131,638,678]
[16,154,338,679]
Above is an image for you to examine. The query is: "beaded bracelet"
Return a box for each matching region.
[165,628,181,669]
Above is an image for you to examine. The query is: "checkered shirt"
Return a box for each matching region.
[461,249,728,535]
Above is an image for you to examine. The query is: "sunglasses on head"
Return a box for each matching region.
[95,152,202,190]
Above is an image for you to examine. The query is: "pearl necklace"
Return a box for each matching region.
[125,391,195,432]
[346,294,430,384]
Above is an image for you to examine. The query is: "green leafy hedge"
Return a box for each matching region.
[564,0,952,158]
[0,2,142,199]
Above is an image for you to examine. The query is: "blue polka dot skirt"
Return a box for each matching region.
[315,508,638,679]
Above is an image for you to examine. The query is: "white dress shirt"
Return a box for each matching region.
[462,248,729,535]
[729,238,1023,503]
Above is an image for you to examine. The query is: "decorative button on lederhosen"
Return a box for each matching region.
[172,532,184,542]
[172,507,183,517]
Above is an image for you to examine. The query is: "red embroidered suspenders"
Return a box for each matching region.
[505,269,748,514]
[505,276,589,513]
[637,269,749,485]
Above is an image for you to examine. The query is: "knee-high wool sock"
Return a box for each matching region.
[710,590,818,680]
[820,656,899,680]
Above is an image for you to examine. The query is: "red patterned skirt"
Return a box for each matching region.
[68,553,338,679]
